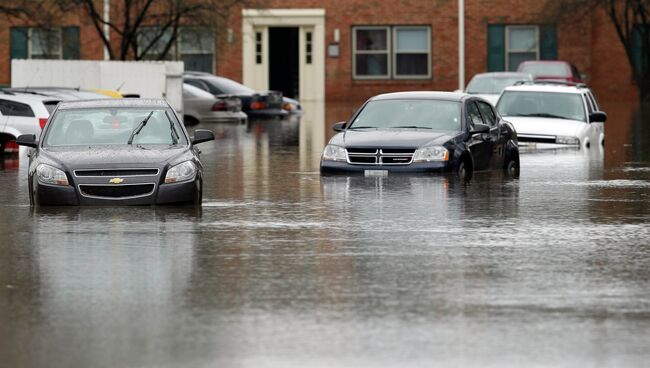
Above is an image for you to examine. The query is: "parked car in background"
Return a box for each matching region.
[0,92,56,155]
[183,72,287,118]
[16,98,215,205]
[496,82,606,149]
[517,60,583,83]
[282,96,303,114]
[464,72,533,105]
[182,83,247,126]
[5,87,115,102]
[321,92,520,178]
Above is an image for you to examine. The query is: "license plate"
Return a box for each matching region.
[364,170,388,177]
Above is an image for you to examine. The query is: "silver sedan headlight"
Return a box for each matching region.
[322,144,347,162]
[36,164,69,186]
[165,161,197,183]
[412,146,449,162]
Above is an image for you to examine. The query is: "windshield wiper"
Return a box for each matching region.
[347,126,377,129]
[391,125,432,129]
[165,111,180,145]
[127,111,154,145]
[517,113,571,120]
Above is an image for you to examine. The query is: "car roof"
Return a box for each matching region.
[0,91,54,103]
[502,84,585,94]
[57,98,170,110]
[471,72,532,79]
[370,91,468,102]
[519,60,570,65]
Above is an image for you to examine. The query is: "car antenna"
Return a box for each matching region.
[116,81,126,92]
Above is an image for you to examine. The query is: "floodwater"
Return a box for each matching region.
[1,103,650,367]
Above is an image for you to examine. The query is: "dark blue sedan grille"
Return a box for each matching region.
[346,148,415,165]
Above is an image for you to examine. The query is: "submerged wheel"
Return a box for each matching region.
[457,158,473,181]
[504,152,520,178]
[193,182,203,205]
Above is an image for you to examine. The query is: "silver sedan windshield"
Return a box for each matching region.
[44,108,187,146]
[349,99,461,131]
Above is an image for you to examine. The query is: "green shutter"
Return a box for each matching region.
[62,27,80,59]
[487,24,505,72]
[540,25,557,60]
[10,27,28,59]
[631,25,647,74]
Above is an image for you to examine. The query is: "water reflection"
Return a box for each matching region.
[1,102,650,367]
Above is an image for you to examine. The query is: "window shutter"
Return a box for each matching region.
[631,25,646,74]
[62,27,80,59]
[540,25,557,60]
[487,24,505,72]
[10,27,29,59]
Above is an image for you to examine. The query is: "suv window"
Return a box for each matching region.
[0,99,35,117]
[583,93,595,114]
[477,101,497,127]
[467,101,485,128]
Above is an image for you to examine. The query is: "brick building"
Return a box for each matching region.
[0,0,639,109]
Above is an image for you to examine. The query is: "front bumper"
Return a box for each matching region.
[34,179,199,205]
[320,160,451,174]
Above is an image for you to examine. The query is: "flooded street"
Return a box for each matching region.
[1,106,650,367]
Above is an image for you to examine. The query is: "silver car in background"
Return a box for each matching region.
[464,72,533,105]
[182,83,247,126]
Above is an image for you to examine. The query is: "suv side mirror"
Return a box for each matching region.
[332,122,347,132]
[589,111,607,123]
[16,134,38,148]
[191,129,215,144]
[470,123,490,135]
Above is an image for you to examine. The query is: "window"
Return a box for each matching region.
[0,99,35,117]
[477,101,497,127]
[487,24,556,72]
[394,27,431,78]
[353,26,431,79]
[467,102,485,128]
[306,31,313,64]
[180,28,215,73]
[10,27,80,60]
[353,27,390,79]
[256,31,263,64]
[505,26,538,71]
[31,28,62,59]
[138,27,215,73]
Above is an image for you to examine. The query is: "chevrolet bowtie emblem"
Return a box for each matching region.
[109,178,124,184]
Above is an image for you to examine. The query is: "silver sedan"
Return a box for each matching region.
[182,83,247,126]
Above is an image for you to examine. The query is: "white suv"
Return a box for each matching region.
[0,93,56,154]
[495,82,606,149]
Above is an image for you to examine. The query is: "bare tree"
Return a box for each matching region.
[1,0,252,61]
[544,0,650,102]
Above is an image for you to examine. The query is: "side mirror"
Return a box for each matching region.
[16,134,38,148]
[589,111,607,123]
[470,123,490,135]
[332,121,347,132]
[191,129,215,144]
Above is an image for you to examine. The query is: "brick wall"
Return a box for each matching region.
[0,0,639,104]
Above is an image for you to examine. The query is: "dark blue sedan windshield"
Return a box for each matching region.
[349,99,461,131]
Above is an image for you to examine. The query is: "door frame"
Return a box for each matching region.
[242,9,325,104]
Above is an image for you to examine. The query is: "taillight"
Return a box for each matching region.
[212,101,228,111]
[39,118,48,129]
[250,101,267,110]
